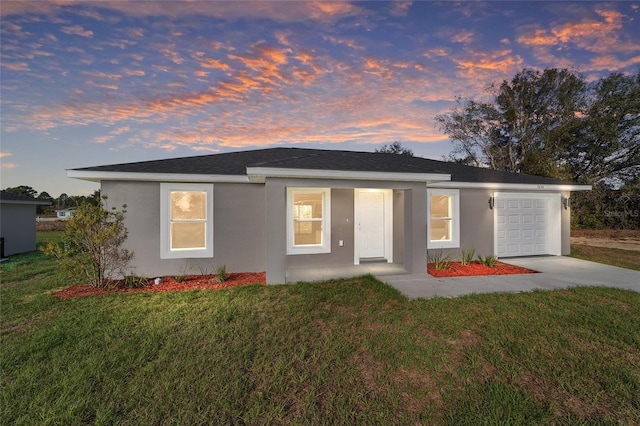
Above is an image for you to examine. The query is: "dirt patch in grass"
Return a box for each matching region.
[53,272,266,300]
[571,229,640,239]
[571,229,640,251]
[36,221,67,232]
[428,261,537,277]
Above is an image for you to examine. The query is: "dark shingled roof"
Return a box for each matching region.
[0,190,51,204]
[73,147,578,185]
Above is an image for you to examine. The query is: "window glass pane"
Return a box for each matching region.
[171,192,206,220]
[171,222,206,249]
[294,220,323,245]
[430,195,451,218]
[430,219,452,241]
[293,193,323,219]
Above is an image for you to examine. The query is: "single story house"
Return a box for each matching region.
[55,208,76,220]
[68,148,591,283]
[0,190,51,257]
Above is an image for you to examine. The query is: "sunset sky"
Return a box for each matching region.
[2,1,639,196]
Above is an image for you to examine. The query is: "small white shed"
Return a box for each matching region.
[55,208,76,220]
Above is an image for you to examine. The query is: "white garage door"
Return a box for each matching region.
[495,194,560,257]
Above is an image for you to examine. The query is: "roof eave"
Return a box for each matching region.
[67,169,250,183]
[428,181,592,191]
[0,199,52,206]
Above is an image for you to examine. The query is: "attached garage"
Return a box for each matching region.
[494,192,561,257]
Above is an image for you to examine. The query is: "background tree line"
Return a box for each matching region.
[436,68,639,229]
[2,185,101,215]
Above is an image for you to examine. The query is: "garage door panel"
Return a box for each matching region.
[521,243,534,254]
[496,196,554,257]
[509,244,523,256]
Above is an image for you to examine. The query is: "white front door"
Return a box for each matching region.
[358,191,385,258]
[355,189,393,263]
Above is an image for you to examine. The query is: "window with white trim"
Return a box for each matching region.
[160,183,214,259]
[287,188,331,255]
[427,188,460,249]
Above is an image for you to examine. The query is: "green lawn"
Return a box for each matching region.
[571,244,640,271]
[1,234,639,424]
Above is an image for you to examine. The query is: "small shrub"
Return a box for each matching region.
[478,255,498,267]
[123,274,148,289]
[42,197,133,289]
[461,248,476,266]
[429,250,453,270]
[215,264,228,283]
[174,265,191,283]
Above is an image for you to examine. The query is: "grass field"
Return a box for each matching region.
[1,233,639,424]
[571,244,640,271]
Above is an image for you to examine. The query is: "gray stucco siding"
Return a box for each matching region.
[100,178,572,283]
[392,190,405,265]
[427,188,493,261]
[285,188,354,270]
[428,188,571,261]
[101,180,266,278]
[459,188,494,257]
[214,183,266,272]
[403,185,428,275]
[561,191,571,255]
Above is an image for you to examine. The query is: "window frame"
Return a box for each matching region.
[160,183,214,259]
[427,188,460,249]
[286,187,331,255]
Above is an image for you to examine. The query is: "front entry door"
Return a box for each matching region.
[358,191,386,259]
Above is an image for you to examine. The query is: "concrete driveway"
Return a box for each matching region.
[379,256,640,300]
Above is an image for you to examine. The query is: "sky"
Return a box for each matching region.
[1,1,639,197]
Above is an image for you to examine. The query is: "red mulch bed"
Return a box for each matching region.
[53,272,266,300]
[428,261,537,277]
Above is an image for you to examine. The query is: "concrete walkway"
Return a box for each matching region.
[379,256,640,300]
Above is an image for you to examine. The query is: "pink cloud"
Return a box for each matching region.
[452,48,524,78]
[0,152,17,170]
[517,9,639,56]
[61,25,93,38]
[390,1,412,17]
[2,1,363,23]
[123,68,145,77]
[1,61,30,72]
[199,58,231,71]
[451,30,474,44]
